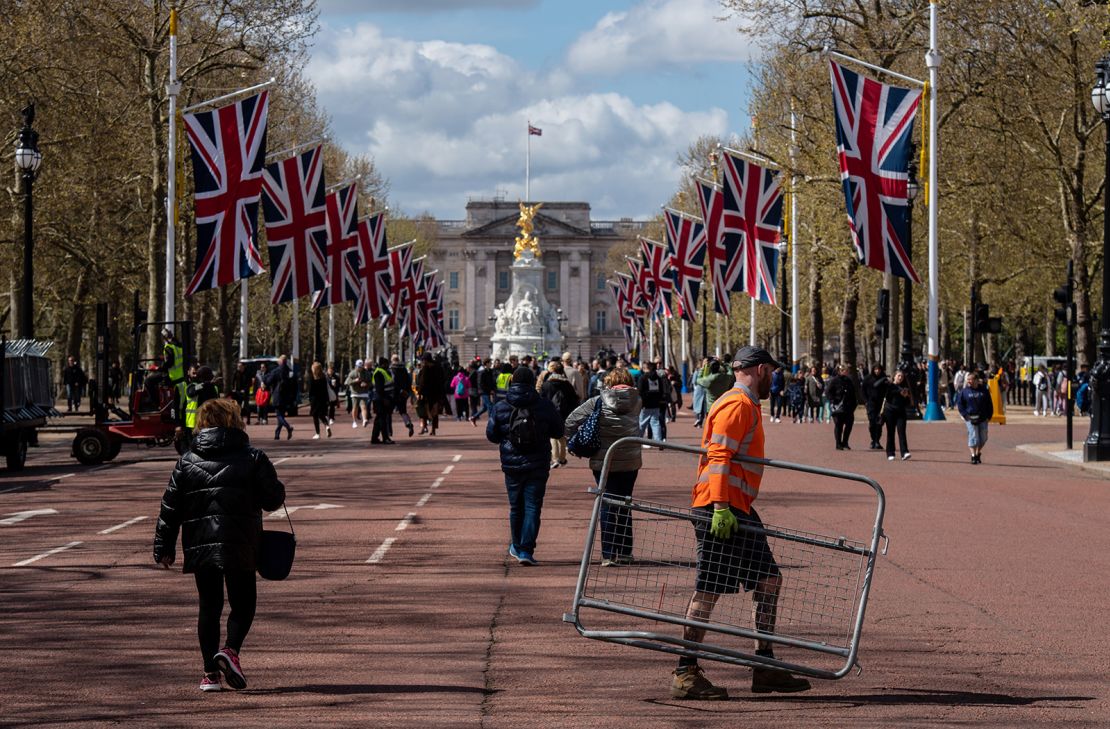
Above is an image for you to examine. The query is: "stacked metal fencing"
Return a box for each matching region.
[564,437,887,680]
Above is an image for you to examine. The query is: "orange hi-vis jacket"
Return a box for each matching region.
[691,384,765,514]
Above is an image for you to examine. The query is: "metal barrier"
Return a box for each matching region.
[563,437,887,680]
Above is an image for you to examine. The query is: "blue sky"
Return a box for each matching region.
[309,0,758,219]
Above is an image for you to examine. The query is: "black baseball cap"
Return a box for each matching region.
[731,346,785,370]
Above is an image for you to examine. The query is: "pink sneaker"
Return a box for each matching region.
[215,647,247,690]
[199,673,222,692]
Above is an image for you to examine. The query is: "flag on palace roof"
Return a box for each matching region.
[663,208,706,322]
[528,124,542,136]
[183,91,268,295]
[314,182,361,308]
[353,211,392,325]
[261,144,328,304]
[719,148,783,306]
[829,59,922,283]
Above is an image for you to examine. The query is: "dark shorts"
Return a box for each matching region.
[692,505,780,595]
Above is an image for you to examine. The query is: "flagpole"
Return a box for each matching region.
[239,280,248,359]
[715,313,721,358]
[525,120,531,201]
[327,306,335,365]
[749,297,756,346]
[923,0,945,421]
[663,316,671,369]
[790,106,800,374]
[680,318,689,391]
[165,3,179,326]
[365,324,372,362]
[291,300,300,362]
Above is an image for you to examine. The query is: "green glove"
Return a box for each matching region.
[710,508,738,540]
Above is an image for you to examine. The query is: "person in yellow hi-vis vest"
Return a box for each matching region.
[670,346,812,701]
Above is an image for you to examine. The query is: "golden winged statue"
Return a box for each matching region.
[513,202,543,260]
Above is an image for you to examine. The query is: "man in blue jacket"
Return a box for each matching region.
[486,366,564,566]
[955,370,994,465]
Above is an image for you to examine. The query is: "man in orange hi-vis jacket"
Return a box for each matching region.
[670,346,813,700]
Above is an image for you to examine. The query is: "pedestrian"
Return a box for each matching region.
[368,357,395,444]
[107,358,124,408]
[540,360,579,469]
[345,360,371,428]
[563,352,587,403]
[768,366,785,423]
[665,366,682,423]
[565,367,642,566]
[670,346,811,700]
[486,366,564,566]
[955,370,994,464]
[152,398,285,692]
[389,355,415,437]
[861,365,888,449]
[63,355,88,412]
[1032,365,1050,416]
[826,364,858,450]
[451,366,472,421]
[696,359,733,417]
[804,367,824,423]
[267,355,295,441]
[182,366,220,449]
[494,361,514,402]
[638,361,667,441]
[882,369,914,461]
[786,374,806,422]
[468,361,482,417]
[233,362,253,424]
[469,358,497,425]
[326,364,341,426]
[414,353,445,435]
[308,362,332,439]
[254,381,270,424]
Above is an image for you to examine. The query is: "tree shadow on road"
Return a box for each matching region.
[249,683,494,696]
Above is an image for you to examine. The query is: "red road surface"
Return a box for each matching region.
[1,407,1106,727]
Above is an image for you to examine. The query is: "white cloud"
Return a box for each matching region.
[316,0,538,13]
[566,0,757,75]
[306,22,729,218]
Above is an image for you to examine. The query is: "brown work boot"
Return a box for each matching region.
[751,666,812,693]
[671,665,729,700]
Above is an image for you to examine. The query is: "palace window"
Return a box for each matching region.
[498,271,510,290]
[449,271,459,290]
[547,270,558,290]
[596,272,606,291]
[594,309,607,333]
[448,309,460,331]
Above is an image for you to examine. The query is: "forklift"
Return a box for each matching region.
[71,296,194,465]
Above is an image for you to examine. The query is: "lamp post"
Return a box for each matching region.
[899,145,921,376]
[14,104,42,340]
[1086,55,1110,461]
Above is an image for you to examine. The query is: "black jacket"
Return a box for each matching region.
[826,375,858,415]
[540,374,580,419]
[153,427,285,573]
[638,370,667,409]
[862,374,889,410]
[308,376,330,417]
[486,383,565,473]
[268,363,296,408]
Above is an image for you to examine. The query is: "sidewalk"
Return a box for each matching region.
[1017,441,1110,478]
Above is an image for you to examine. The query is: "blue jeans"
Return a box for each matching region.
[692,386,706,422]
[471,393,494,420]
[639,407,663,440]
[594,470,638,560]
[504,468,549,554]
[965,420,988,448]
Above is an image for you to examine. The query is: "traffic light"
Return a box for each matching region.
[876,288,890,340]
[974,303,990,333]
[1054,280,1074,327]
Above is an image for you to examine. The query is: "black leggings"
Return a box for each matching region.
[194,568,257,673]
[884,413,909,457]
[833,413,854,447]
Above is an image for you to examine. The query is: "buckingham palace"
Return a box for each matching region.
[425,199,646,361]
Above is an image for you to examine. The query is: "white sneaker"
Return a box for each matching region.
[887,456,895,461]
[326,426,332,438]
[362,419,368,427]
[352,422,358,429]
[312,434,320,440]
[902,453,912,461]
[328,418,334,426]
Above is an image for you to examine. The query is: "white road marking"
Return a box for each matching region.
[53,473,75,481]
[415,493,432,508]
[272,457,290,465]
[442,464,454,475]
[366,537,396,564]
[0,508,58,526]
[452,454,462,463]
[13,541,82,567]
[395,512,416,531]
[265,503,343,519]
[98,516,149,535]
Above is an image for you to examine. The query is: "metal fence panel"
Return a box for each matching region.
[564,437,887,680]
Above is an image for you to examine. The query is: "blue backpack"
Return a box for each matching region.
[567,397,603,458]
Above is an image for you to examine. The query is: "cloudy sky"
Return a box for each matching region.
[308,0,758,220]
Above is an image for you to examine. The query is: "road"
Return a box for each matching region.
[0,406,1106,727]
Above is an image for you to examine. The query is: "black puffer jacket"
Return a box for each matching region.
[486,383,564,473]
[153,427,285,573]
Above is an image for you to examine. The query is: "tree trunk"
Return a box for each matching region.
[886,273,900,371]
[1073,237,1095,367]
[1045,310,1056,357]
[839,257,859,370]
[219,286,234,386]
[808,249,823,366]
[144,51,166,361]
[197,292,210,367]
[65,265,92,364]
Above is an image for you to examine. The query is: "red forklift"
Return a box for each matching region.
[71,300,194,465]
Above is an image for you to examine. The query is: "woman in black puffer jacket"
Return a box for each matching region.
[153,398,285,693]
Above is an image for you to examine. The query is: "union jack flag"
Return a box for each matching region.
[614,273,645,338]
[720,148,783,306]
[829,60,922,283]
[405,259,429,344]
[314,182,361,308]
[183,91,269,295]
[353,212,392,324]
[425,275,446,349]
[626,256,653,316]
[609,281,636,351]
[695,178,734,315]
[383,243,415,328]
[261,144,328,304]
[640,238,674,320]
[664,208,706,321]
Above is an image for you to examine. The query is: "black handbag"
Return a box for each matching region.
[257,504,296,581]
[568,397,603,458]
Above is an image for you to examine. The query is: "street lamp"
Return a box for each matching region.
[1085,55,1110,461]
[14,103,42,340]
[899,144,921,379]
